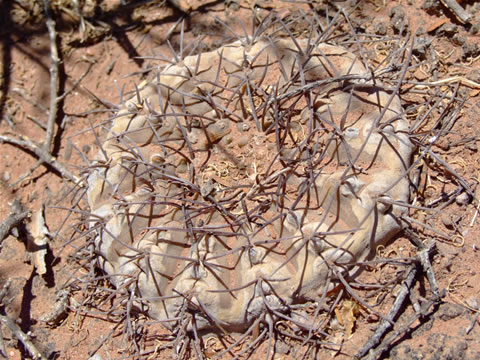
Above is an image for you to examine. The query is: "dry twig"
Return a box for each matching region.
[0,200,29,245]
[41,0,61,153]
[0,315,47,360]
[438,0,472,24]
[356,244,437,359]
[363,291,444,360]
[0,281,47,360]
[0,135,81,184]
[355,263,417,359]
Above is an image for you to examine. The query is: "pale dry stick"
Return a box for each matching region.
[57,61,95,102]
[418,245,440,297]
[0,135,81,184]
[471,202,479,227]
[465,312,480,335]
[11,88,48,113]
[332,266,395,326]
[0,280,11,307]
[0,280,10,359]
[3,112,15,130]
[401,215,452,241]
[438,0,472,24]
[413,76,480,90]
[425,147,474,198]
[426,184,466,208]
[41,0,61,153]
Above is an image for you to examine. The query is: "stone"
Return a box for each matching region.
[456,192,471,206]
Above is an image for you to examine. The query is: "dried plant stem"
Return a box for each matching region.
[355,264,417,359]
[438,0,472,24]
[0,280,46,360]
[363,291,444,360]
[41,0,61,153]
[356,244,437,359]
[0,200,29,244]
[0,135,81,184]
[0,315,47,360]
[10,160,43,188]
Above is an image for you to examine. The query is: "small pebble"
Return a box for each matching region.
[3,171,10,182]
[462,42,480,60]
[374,21,387,35]
[275,340,290,355]
[436,23,457,36]
[455,192,471,206]
[237,135,249,148]
[452,33,466,46]
[466,297,479,310]
[389,6,408,34]
[221,134,233,145]
[441,215,454,229]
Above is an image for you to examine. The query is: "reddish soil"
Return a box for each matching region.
[0,0,480,359]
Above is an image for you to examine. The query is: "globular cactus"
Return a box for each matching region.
[84,13,413,345]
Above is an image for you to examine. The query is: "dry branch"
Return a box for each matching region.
[356,244,437,359]
[0,281,47,360]
[355,263,417,359]
[0,200,29,244]
[0,315,47,360]
[0,135,81,184]
[363,291,444,360]
[0,326,6,359]
[41,0,61,153]
[438,0,472,24]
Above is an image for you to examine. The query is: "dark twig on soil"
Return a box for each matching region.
[57,62,95,102]
[0,135,81,184]
[0,281,47,360]
[41,0,61,153]
[417,244,440,298]
[363,291,444,360]
[0,200,29,245]
[355,263,417,359]
[404,229,441,298]
[0,280,8,359]
[355,244,437,359]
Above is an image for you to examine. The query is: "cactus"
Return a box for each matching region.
[81,12,413,355]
